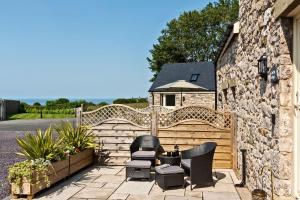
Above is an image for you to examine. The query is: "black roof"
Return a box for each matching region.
[148,62,215,92]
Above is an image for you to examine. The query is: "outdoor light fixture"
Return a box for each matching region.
[258,53,268,78]
[270,65,279,84]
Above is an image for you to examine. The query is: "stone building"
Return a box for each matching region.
[216,0,300,199]
[148,62,215,109]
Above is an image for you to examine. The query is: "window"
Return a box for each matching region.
[165,95,175,106]
[190,74,200,82]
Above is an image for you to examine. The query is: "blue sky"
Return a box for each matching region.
[0,0,212,99]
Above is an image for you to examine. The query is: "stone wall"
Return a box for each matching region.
[149,92,215,109]
[216,1,294,199]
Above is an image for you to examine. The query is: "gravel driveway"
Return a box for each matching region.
[0,118,76,199]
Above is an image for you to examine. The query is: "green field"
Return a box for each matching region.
[8,113,74,120]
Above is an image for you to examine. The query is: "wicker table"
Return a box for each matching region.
[159,154,181,166]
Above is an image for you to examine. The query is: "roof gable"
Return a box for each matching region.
[149,62,215,92]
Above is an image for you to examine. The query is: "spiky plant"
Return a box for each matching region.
[55,122,94,153]
[16,127,62,161]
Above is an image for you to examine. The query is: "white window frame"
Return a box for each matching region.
[163,94,176,108]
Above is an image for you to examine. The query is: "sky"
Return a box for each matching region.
[0,0,213,99]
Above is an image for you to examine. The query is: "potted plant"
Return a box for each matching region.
[55,122,95,174]
[9,128,68,199]
[9,123,95,199]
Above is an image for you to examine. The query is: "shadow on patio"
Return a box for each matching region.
[30,165,251,200]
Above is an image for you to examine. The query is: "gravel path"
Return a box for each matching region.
[0,118,76,199]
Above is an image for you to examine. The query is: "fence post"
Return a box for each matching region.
[230,112,238,172]
[151,108,158,136]
[78,104,84,126]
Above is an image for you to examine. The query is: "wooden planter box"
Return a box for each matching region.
[70,148,94,174]
[11,148,94,199]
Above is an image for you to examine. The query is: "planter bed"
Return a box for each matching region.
[11,148,94,199]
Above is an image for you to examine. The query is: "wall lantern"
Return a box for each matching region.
[258,53,268,78]
[270,65,279,84]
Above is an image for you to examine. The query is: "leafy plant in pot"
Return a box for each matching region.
[55,122,95,154]
[8,127,63,191]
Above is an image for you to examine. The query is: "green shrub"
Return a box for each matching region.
[8,159,51,187]
[113,97,148,104]
[33,102,41,106]
[16,128,64,161]
[55,122,94,153]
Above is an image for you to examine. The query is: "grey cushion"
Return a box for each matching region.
[155,165,184,175]
[132,151,156,158]
[155,164,170,171]
[181,159,191,168]
[126,160,151,168]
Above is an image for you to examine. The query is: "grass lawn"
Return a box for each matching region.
[8,113,74,120]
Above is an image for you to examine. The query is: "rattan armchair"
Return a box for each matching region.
[181,142,217,190]
[130,135,162,166]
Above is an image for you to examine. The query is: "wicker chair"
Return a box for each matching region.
[130,135,162,166]
[181,142,217,190]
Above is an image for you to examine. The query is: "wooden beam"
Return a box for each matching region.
[274,0,300,18]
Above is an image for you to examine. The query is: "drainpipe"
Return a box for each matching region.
[214,64,217,110]
[151,92,154,106]
[235,149,247,187]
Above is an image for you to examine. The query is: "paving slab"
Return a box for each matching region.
[203,191,240,200]
[149,184,185,196]
[236,187,251,200]
[116,168,126,176]
[114,181,154,195]
[127,194,165,200]
[108,193,129,200]
[165,195,189,200]
[214,171,233,184]
[76,174,100,184]
[73,187,114,199]
[35,184,83,200]
[73,182,106,188]
[184,190,203,198]
[102,182,123,189]
[94,174,125,183]
[185,182,236,193]
[87,166,124,175]
[229,170,241,185]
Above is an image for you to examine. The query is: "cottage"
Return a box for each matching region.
[216,0,300,199]
[148,62,215,109]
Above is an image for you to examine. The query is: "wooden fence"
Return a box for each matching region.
[81,104,236,169]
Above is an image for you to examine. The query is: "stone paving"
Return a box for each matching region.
[30,166,250,200]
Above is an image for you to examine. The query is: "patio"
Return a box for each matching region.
[30,165,251,200]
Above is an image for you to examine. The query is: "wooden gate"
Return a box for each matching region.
[81,105,235,168]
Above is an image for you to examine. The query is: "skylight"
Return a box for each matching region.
[190,74,199,82]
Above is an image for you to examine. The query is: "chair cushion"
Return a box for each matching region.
[132,151,156,159]
[181,159,191,169]
[155,164,170,171]
[126,160,151,168]
[155,165,184,175]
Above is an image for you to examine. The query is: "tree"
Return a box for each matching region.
[147,0,239,81]
[33,102,41,107]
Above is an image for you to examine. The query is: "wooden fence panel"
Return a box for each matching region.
[91,120,150,165]
[157,120,232,169]
[81,105,234,168]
